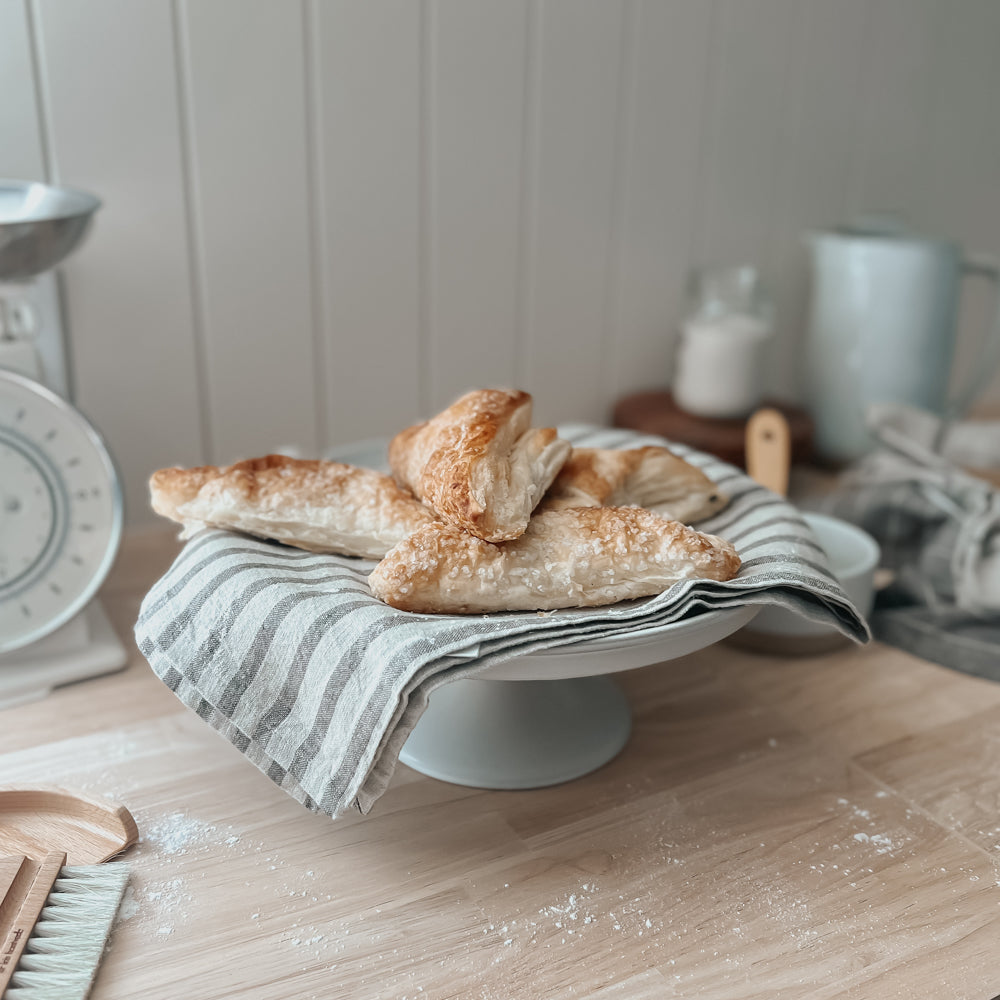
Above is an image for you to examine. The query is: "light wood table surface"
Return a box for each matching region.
[2,526,999,1000]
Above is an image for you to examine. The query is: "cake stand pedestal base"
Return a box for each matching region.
[399,676,631,790]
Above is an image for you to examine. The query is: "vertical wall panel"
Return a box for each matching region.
[608,0,714,399]
[844,0,936,224]
[32,0,204,524]
[761,0,870,399]
[311,0,424,442]
[427,0,527,410]
[520,0,626,427]
[177,0,318,462]
[921,0,1000,406]
[0,0,46,179]
[695,0,798,268]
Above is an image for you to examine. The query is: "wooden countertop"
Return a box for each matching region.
[3,527,1000,1000]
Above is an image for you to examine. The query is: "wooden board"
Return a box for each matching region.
[613,389,814,467]
[0,526,999,999]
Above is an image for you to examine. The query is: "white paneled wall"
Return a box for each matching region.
[313,0,423,444]
[2,0,999,524]
[427,0,527,405]
[177,0,319,461]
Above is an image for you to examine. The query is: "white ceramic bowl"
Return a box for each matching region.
[737,511,880,654]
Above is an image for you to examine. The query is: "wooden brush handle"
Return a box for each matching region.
[0,852,66,992]
[745,407,791,497]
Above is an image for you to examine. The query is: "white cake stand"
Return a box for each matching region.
[323,437,757,790]
[399,605,758,790]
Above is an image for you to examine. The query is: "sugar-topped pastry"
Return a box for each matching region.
[541,446,728,524]
[368,505,741,614]
[150,454,434,559]
[388,388,571,542]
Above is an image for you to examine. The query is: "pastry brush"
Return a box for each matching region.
[1,851,129,1000]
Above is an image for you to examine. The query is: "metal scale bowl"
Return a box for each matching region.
[0,180,127,709]
[0,180,101,280]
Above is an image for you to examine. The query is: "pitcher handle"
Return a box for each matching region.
[948,253,1000,416]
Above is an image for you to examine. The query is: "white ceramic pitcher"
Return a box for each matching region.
[803,226,1000,462]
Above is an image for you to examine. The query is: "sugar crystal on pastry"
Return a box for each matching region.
[389,388,571,542]
[369,506,740,614]
[149,454,433,559]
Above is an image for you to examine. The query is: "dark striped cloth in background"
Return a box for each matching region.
[135,426,868,818]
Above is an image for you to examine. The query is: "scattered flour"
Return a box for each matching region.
[835,797,904,856]
[853,832,897,854]
[113,809,269,939]
[142,811,217,856]
[537,884,603,938]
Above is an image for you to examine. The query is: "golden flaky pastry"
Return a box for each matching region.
[540,446,728,523]
[368,506,741,614]
[389,388,571,542]
[149,454,433,559]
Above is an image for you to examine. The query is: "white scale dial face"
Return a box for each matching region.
[0,369,122,653]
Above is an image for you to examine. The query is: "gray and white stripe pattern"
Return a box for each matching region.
[135,426,868,818]
[817,408,1000,618]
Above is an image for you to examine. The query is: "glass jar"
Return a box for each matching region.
[672,265,773,419]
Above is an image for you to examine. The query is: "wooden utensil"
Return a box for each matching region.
[0,786,138,864]
[745,407,792,497]
[0,788,137,998]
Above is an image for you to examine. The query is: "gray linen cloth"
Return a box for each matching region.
[818,405,1000,679]
[135,426,867,818]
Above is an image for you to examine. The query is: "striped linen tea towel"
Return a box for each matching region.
[135,426,869,818]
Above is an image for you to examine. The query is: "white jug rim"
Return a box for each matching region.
[805,227,959,253]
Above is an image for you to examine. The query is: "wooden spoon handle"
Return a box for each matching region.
[746,407,791,497]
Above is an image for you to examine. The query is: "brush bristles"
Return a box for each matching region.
[6,863,130,1000]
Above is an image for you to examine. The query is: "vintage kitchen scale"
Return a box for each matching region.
[0,179,126,708]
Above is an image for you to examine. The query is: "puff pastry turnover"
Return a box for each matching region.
[368,505,741,614]
[541,446,728,524]
[388,388,571,542]
[150,454,433,559]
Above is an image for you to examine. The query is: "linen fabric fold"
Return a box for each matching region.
[820,404,1000,618]
[815,404,1000,680]
[135,426,868,818]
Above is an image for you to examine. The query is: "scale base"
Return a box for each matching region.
[0,601,128,710]
[399,676,632,790]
